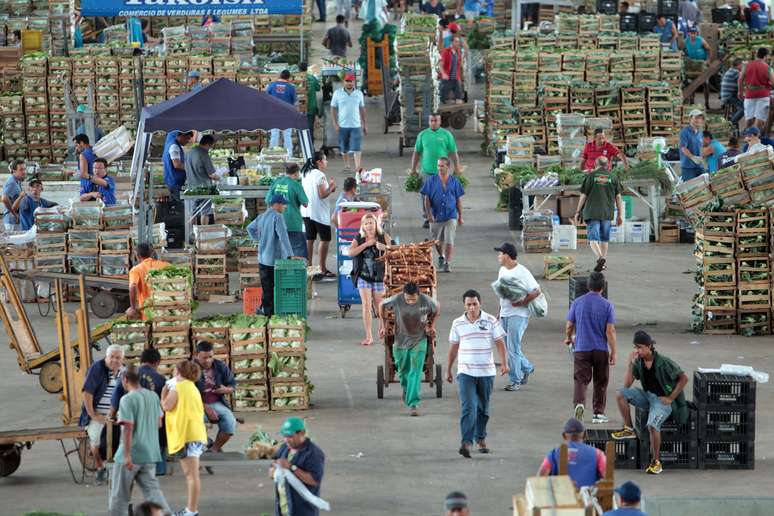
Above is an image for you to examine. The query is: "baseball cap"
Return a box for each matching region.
[615,481,642,503]
[688,26,698,33]
[279,417,305,437]
[449,22,460,33]
[563,418,585,434]
[494,242,517,259]
[744,126,761,137]
[344,73,356,81]
[633,330,654,346]
[188,71,200,78]
[444,492,468,511]
[27,178,42,187]
[688,109,704,118]
[269,194,289,205]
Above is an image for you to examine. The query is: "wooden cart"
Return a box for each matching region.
[0,426,91,483]
[376,334,443,400]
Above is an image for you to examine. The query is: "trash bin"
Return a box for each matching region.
[508,186,523,231]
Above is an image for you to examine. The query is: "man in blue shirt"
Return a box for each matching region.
[603,481,648,516]
[74,133,97,197]
[420,157,464,272]
[247,194,295,316]
[538,418,606,488]
[653,15,678,50]
[701,131,727,173]
[2,159,26,231]
[678,109,704,180]
[565,271,616,424]
[162,130,194,202]
[18,179,57,231]
[80,157,116,205]
[194,341,237,453]
[331,73,367,171]
[266,70,298,157]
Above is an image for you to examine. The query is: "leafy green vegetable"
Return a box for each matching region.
[404,174,422,192]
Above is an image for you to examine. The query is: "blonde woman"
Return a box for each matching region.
[348,213,392,346]
[161,360,207,516]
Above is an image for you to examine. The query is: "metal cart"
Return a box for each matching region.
[377,334,443,399]
[358,183,393,233]
[0,426,91,483]
[336,227,360,318]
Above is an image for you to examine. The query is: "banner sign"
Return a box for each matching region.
[81,0,303,17]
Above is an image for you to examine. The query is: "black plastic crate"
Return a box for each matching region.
[597,0,618,15]
[658,0,678,15]
[585,429,639,469]
[569,276,609,306]
[639,438,697,469]
[638,13,657,33]
[620,13,638,32]
[698,407,756,441]
[634,403,697,440]
[712,8,736,23]
[698,440,754,470]
[693,371,756,409]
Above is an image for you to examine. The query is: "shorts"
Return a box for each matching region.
[430,218,458,247]
[357,278,385,292]
[744,97,770,121]
[172,441,206,459]
[288,231,308,258]
[85,418,107,448]
[619,387,672,431]
[338,127,362,153]
[304,217,332,242]
[586,219,612,242]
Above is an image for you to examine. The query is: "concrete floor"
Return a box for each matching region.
[2,17,773,516]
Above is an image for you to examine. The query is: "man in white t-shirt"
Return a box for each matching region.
[494,242,540,392]
[447,289,509,458]
[302,152,337,280]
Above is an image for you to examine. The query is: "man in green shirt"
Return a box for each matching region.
[109,365,170,516]
[266,163,309,258]
[411,113,461,228]
[574,157,623,273]
[300,63,321,143]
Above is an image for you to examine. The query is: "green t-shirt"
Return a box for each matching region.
[414,127,457,175]
[580,169,623,221]
[306,73,321,116]
[115,388,163,465]
[266,176,309,232]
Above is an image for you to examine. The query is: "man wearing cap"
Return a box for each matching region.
[494,243,539,392]
[270,417,326,516]
[267,70,298,157]
[187,71,202,91]
[444,491,470,515]
[739,48,774,130]
[266,163,310,259]
[2,160,26,232]
[603,481,647,516]
[678,110,705,181]
[538,418,606,489]
[18,178,57,231]
[447,289,508,458]
[740,126,774,158]
[679,27,710,62]
[163,130,194,202]
[247,194,296,317]
[331,73,367,171]
[612,331,689,475]
[581,129,627,172]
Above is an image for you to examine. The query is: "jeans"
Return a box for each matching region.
[338,127,362,153]
[316,0,326,20]
[457,373,493,445]
[205,400,237,435]
[109,462,171,516]
[586,219,612,242]
[440,79,463,103]
[724,97,745,126]
[681,167,703,182]
[619,387,673,431]
[288,231,308,258]
[392,339,427,408]
[259,264,275,316]
[270,128,294,156]
[501,315,533,384]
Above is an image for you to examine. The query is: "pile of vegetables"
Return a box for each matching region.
[68,255,98,275]
[740,313,769,337]
[269,315,306,347]
[268,353,304,378]
[271,382,307,409]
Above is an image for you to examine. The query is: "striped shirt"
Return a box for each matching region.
[449,310,506,377]
[720,68,739,102]
[97,371,118,415]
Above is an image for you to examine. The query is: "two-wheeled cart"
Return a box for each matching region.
[0,426,91,483]
[376,334,443,400]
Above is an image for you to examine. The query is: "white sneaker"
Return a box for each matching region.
[504,382,521,391]
[574,403,585,421]
[592,414,609,424]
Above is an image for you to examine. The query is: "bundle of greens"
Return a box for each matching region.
[147,265,193,290]
[268,353,304,378]
[183,185,219,196]
[404,174,422,192]
[491,277,548,318]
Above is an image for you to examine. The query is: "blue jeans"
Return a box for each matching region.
[501,315,533,384]
[457,373,493,445]
[288,231,308,258]
[205,401,237,435]
[619,387,672,431]
[270,128,294,156]
[681,167,703,182]
[586,219,612,242]
[338,127,362,153]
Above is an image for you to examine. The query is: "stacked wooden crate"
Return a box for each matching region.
[194,224,230,300]
[620,86,647,151]
[660,50,683,86]
[68,203,102,276]
[268,315,308,411]
[736,209,770,335]
[231,315,269,411]
[70,52,94,113]
[522,211,554,253]
[0,93,25,161]
[695,212,737,335]
[47,56,70,159]
[147,270,193,377]
[166,55,189,98]
[110,321,149,367]
[238,242,261,293]
[34,229,68,274]
[21,55,50,164]
[119,57,138,130]
[99,229,131,279]
[143,57,166,105]
[647,84,676,143]
[739,150,774,206]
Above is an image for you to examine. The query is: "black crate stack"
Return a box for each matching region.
[694,371,756,469]
[585,429,639,469]
[635,403,698,470]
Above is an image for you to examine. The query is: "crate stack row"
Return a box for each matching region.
[231,316,269,411]
[47,57,70,159]
[268,316,308,411]
[20,55,50,164]
[0,94,25,162]
[522,211,554,254]
[192,316,232,364]
[381,242,437,336]
[194,224,230,301]
[146,270,194,377]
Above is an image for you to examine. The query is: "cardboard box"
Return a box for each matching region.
[558,193,581,221]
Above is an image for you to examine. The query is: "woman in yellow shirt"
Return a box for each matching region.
[162,360,207,516]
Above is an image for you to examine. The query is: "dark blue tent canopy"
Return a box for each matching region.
[141,78,308,133]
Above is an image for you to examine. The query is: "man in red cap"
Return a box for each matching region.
[331,73,367,171]
[440,35,464,103]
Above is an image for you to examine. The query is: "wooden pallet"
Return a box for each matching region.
[544,256,575,280]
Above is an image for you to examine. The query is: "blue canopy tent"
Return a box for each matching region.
[130,78,314,242]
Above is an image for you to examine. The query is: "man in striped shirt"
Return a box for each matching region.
[447,289,509,458]
[721,59,744,128]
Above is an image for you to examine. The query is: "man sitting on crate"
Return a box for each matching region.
[378,282,440,417]
[612,331,689,476]
[194,341,237,453]
[538,417,606,488]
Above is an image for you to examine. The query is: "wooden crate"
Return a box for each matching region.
[736,209,768,235]
[195,279,230,300]
[152,330,191,352]
[703,309,737,335]
[738,310,770,337]
[270,379,308,411]
[195,253,227,278]
[34,255,67,273]
[659,223,679,243]
[194,224,229,254]
[99,230,131,254]
[191,324,230,359]
[268,322,306,352]
[700,234,735,256]
[737,257,770,282]
[100,254,130,279]
[268,350,305,380]
[230,326,267,356]
[103,204,134,229]
[702,212,736,237]
[702,257,736,288]
[702,287,736,310]
[233,382,269,412]
[68,229,100,254]
[738,281,771,309]
[544,256,574,280]
[110,322,150,362]
[736,234,769,258]
[147,277,192,306]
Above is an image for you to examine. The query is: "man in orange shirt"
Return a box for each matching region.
[126,243,169,320]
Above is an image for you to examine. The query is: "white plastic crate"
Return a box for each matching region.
[625,221,651,243]
[551,224,577,250]
[607,208,626,243]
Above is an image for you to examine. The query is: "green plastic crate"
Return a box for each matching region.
[274,259,307,317]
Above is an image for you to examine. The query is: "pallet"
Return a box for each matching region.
[544,256,575,280]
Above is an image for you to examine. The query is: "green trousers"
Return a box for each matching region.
[393,338,427,409]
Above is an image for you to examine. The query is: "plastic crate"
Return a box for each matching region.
[639,438,698,469]
[635,403,697,440]
[693,371,756,409]
[584,429,640,469]
[568,275,609,307]
[242,287,263,315]
[697,440,754,470]
[274,259,307,317]
[697,407,756,441]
